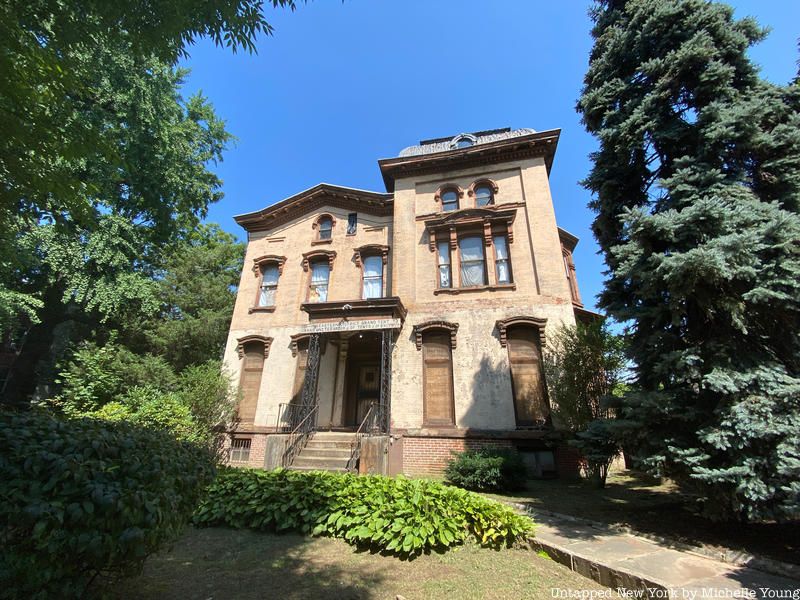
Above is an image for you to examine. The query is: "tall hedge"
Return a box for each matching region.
[0,410,215,598]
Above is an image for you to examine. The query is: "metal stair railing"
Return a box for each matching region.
[281,404,319,468]
[346,402,383,472]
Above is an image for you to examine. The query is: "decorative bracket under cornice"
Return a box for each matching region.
[236,335,273,359]
[424,206,517,251]
[412,320,459,350]
[495,316,547,348]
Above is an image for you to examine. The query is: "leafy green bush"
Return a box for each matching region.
[444,449,528,492]
[0,410,215,598]
[193,468,533,556]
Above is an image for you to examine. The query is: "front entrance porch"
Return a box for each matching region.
[274,297,406,472]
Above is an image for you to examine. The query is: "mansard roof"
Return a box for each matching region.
[379,128,560,192]
[234,183,393,233]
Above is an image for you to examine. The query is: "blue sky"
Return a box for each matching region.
[179,0,799,312]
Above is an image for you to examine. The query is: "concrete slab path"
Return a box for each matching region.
[526,510,799,599]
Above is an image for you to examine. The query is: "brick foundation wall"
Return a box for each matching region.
[222,432,267,469]
[401,436,514,475]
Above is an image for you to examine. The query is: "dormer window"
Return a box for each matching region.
[450,133,477,150]
[441,189,459,212]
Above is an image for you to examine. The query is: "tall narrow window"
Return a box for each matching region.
[507,327,549,427]
[475,185,494,207]
[309,261,330,302]
[362,255,383,299]
[258,264,279,307]
[318,216,333,240]
[238,342,264,423]
[347,212,357,235]
[493,235,512,284]
[422,332,455,426]
[459,236,486,287]
[437,240,451,288]
[441,189,459,212]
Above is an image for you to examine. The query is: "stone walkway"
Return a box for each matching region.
[526,510,799,599]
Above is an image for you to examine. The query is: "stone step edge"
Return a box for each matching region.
[527,535,675,595]
[505,502,800,583]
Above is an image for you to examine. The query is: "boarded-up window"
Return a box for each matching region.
[291,339,309,405]
[507,327,549,426]
[238,342,264,422]
[422,332,455,426]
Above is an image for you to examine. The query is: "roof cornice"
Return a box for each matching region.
[234,183,393,233]
[378,129,561,192]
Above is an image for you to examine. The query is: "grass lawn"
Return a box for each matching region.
[487,470,799,566]
[114,526,615,600]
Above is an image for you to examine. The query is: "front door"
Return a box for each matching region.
[355,364,380,425]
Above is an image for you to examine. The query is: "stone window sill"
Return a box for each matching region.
[311,238,333,246]
[434,283,516,295]
[249,306,276,313]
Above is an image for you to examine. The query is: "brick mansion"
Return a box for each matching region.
[222,128,597,476]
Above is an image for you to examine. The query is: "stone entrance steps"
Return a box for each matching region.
[288,431,356,473]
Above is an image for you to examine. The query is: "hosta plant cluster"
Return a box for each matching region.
[193,468,534,556]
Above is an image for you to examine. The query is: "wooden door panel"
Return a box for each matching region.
[507,329,549,426]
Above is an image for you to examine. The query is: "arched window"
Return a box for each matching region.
[458,236,486,287]
[474,185,494,207]
[455,137,473,148]
[441,189,459,212]
[318,216,333,240]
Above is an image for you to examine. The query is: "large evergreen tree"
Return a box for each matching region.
[578,0,800,520]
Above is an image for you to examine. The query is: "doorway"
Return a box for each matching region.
[343,331,382,428]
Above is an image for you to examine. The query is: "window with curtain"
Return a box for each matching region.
[238,342,264,423]
[437,240,451,288]
[318,216,333,240]
[493,235,511,284]
[422,331,455,426]
[258,264,279,306]
[362,255,383,299]
[459,236,486,287]
[309,261,330,302]
[441,189,459,212]
[475,185,494,207]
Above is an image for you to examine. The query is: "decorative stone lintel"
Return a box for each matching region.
[252,255,286,276]
[289,333,328,357]
[353,244,390,267]
[236,335,273,359]
[302,249,337,272]
[412,320,459,351]
[495,316,547,348]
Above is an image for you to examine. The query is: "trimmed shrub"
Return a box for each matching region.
[445,449,528,492]
[0,410,215,598]
[193,468,534,556]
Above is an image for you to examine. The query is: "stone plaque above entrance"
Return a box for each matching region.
[299,318,402,334]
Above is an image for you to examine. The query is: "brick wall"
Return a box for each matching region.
[222,432,267,469]
[401,436,514,475]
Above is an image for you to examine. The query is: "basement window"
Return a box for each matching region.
[230,438,251,462]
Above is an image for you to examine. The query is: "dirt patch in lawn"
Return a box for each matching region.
[114,527,616,600]
[488,470,799,566]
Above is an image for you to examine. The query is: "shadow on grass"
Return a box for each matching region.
[113,527,387,600]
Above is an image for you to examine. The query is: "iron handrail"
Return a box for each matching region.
[346,402,380,472]
[276,402,316,433]
[281,404,319,468]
